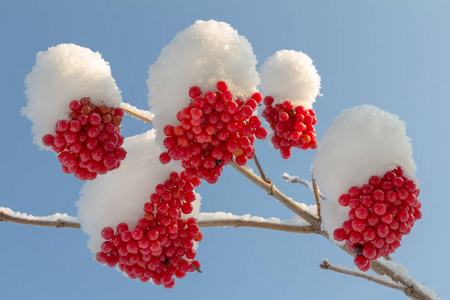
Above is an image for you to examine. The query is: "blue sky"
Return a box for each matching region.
[1,1,449,299]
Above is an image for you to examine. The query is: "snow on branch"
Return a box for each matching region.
[0,207,315,234]
[120,103,154,123]
[319,259,413,294]
[0,207,79,228]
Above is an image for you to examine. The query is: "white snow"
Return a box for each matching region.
[76,129,201,254]
[147,20,260,147]
[259,50,321,109]
[312,105,419,242]
[22,43,122,148]
[0,207,77,223]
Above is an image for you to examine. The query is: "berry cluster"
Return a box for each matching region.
[159,81,268,183]
[261,97,317,159]
[41,97,126,180]
[333,167,422,271]
[96,171,203,288]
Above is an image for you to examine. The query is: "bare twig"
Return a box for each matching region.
[311,174,322,224]
[252,154,271,183]
[319,260,413,294]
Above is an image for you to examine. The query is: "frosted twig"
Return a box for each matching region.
[252,154,271,184]
[311,174,322,223]
[319,260,413,295]
[0,208,80,229]
[0,207,315,234]
[282,173,326,199]
[120,103,153,124]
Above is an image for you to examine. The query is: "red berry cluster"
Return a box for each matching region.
[96,171,203,288]
[41,97,127,180]
[261,97,317,159]
[333,167,422,271]
[159,81,268,184]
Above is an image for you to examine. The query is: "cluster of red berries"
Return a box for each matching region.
[159,81,268,184]
[261,97,317,159]
[96,171,203,288]
[333,167,422,271]
[41,97,127,180]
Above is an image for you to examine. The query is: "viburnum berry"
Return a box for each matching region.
[262,98,317,159]
[41,97,127,180]
[159,82,267,184]
[333,167,421,271]
[96,171,202,288]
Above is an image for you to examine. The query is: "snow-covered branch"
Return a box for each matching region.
[0,207,80,228]
[319,259,413,294]
[0,207,315,234]
[120,102,154,123]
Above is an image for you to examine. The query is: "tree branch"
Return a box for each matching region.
[319,259,413,294]
[0,208,315,234]
[230,161,321,228]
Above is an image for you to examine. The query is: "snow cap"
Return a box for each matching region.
[312,105,418,242]
[259,50,321,109]
[22,43,122,148]
[147,20,260,147]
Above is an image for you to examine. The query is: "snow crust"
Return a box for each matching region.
[22,43,122,148]
[312,105,418,241]
[259,50,321,109]
[0,207,77,223]
[147,20,260,147]
[76,129,201,253]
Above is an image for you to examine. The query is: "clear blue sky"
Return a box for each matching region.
[1,1,449,299]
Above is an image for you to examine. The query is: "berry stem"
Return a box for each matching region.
[311,175,322,224]
[319,260,413,295]
[252,154,271,184]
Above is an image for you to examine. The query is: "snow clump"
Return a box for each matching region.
[147,19,260,147]
[312,105,418,241]
[22,43,122,148]
[77,129,201,253]
[259,49,321,110]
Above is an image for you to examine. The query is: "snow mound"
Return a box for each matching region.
[22,43,122,148]
[259,50,321,109]
[312,105,418,241]
[76,129,201,253]
[147,20,260,147]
